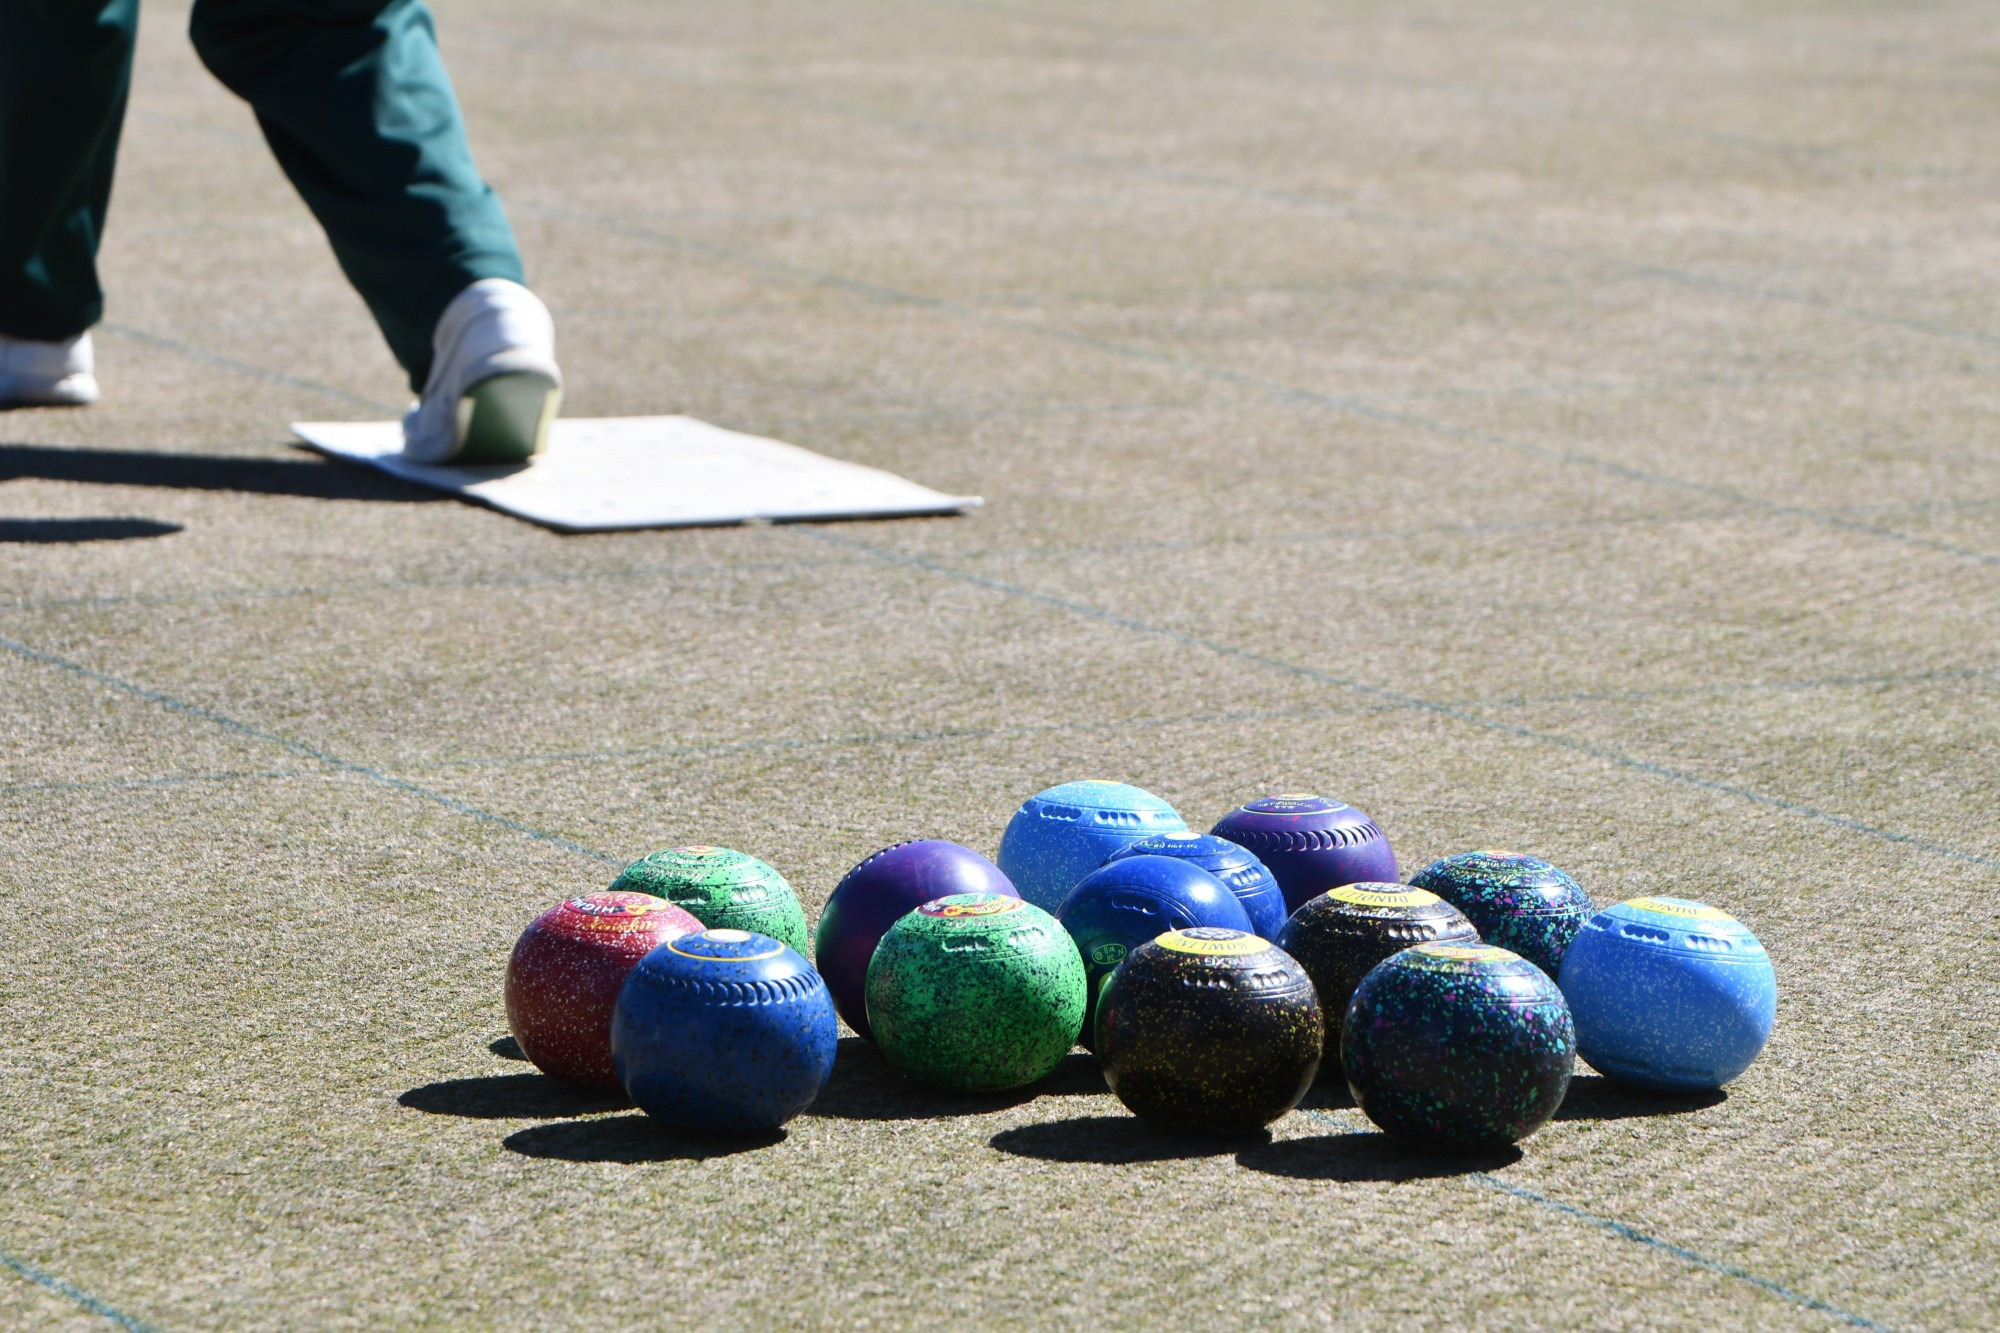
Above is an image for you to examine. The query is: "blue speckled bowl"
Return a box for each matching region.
[1408,849,1593,978]
[1343,942,1574,1148]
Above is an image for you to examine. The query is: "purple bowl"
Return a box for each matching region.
[813,840,1018,1040]
[1210,794,1398,916]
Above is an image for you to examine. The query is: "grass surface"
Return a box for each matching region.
[4,0,1998,1327]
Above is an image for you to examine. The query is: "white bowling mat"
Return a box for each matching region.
[291,416,981,532]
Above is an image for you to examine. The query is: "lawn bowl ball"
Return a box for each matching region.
[997,780,1188,913]
[1275,883,1480,1057]
[1408,850,1593,978]
[610,929,838,1135]
[815,840,1018,1042]
[1209,794,1398,916]
[1056,854,1253,1049]
[1096,928,1322,1134]
[1559,897,1776,1092]
[1343,943,1574,1149]
[505,892,704,1086]
[612,845,810,955]
[1102,831,1287,940]
[866,893,1085,1091]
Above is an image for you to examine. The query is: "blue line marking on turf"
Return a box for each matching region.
[121,106,2000,571]
[132,41,2000,575]
[9,662,1986,800]
[0,556,858,614]
[0,633,618,865]
[919,0,1980,195]
[101,324,398,414]
[405,702,1401,772]
[591,31,2000,361]
[0,512,1752,616]
[1295,1109,1887,1328]
[0,769,314,798]
[1460,665,2000,711]
[520,202,2000,572]
[1467,1174,1892,1331]
[801,530,2000,871]
[0,1251,156,1332]
[295,663,2000,775]
[743,49,2000,357]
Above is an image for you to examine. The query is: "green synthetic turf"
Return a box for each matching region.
[3,0,1997,1327]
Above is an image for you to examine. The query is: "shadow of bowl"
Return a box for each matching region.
[503,1114,785,1163]
[1555,1073,1727,1121]
[1236,1131,1522,1182]
[1298,1080,1357,1112]
[807,1041,1105,1121]
[990,1114,1270,1164]
[398,1073,629,1120]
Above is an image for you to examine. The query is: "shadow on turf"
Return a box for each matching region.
[990,1115,1270,1164]
[1555,1074,1726,1121]
[399,1073,630,1120]
[1292,1074,1714,1122]
[0,443,441,503]
[807,1038,1107,1121]
[0,517,183,542]
[504,1115,783,1163]
[1298,1079,1356,1111]
[1237,1133,1521,1181]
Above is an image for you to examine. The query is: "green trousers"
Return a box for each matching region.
[0,0,524,388]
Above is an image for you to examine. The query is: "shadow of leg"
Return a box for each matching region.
[0,444,441,502]
[0,517,182,543]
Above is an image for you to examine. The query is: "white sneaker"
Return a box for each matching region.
[0,331,99,407]
[401,279,562,464]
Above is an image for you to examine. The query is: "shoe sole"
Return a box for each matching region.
[453,372,561,464]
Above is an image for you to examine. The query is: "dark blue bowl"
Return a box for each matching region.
[612,929,838,1134]
[1056,854,1252,1048]
[1102,830,1287,940]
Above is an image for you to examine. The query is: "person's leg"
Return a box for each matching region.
[0,0,136,405]
[187,0,526,390]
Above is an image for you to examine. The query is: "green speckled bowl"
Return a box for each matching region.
[612,845,810,956]
[866,893,1085,1091]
